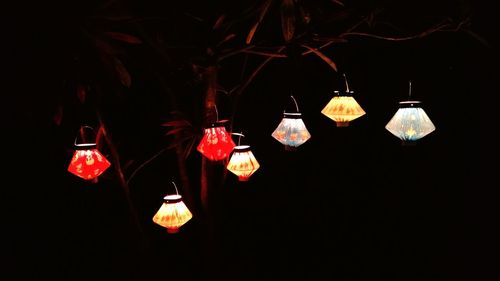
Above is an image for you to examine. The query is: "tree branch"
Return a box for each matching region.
[238,46,286,95]
[241,49,287,58]
[339,20,454,41]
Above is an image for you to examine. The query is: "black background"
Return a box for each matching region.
[2,0,498,280]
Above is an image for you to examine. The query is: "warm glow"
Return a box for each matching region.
[271,113,311,150]
[226,145,260,181]
[321,93,366,127]
[152,194,193,233]
[385,101,435,144]
[197,123,236,161]
[67,144,111,180]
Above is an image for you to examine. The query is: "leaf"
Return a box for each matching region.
[280,0,295,42]
[301,44,337,72]
[165,128,187,137]
[217,33,236,47]
[113,58,131,87]
[246,0,273,44]
[213,14,226,30]
[94,38,116,55]
[76,84,86,103]
[105,32,142,44]
[167,135,196,150]
[53,105,63,126]
[162,119,192,128]
[330,0,344,6]
[464,29,492,48]
[183,138,197,159]
[246,24,259,45]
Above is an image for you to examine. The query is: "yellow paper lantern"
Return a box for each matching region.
[152,182,193,233]
[227,145,260,181]
[321,74,366,127]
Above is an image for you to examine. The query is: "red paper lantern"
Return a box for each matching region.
[197,122,235,161]
[67,143,111,180]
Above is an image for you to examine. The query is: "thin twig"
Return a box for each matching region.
[219,45,255,61]
[97,113,147,246]
[340,20,452,41]
[126,147,168,186]
[301,40,336,55]
[241,49,287,58]
[238,46,286,95]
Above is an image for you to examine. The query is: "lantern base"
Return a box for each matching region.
[167,227,180,234]
[336,122,349,127]
[285,145,297,151]
[238,176,250,182]
[401,140,417,146]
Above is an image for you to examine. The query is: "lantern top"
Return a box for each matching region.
[283,112,302,119]
[163,194,183,204]
[333,90,355,96]
[233,145,251,152]
[398,100,422,108]
[74,143,97,150]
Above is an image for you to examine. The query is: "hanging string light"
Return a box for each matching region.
[272,95,311,151]
[152,181,193,234]
[197,105,236,161]
[226,133,260,181]
[67,126,111,180]
[321,74,366,127]
[385,81,436,145]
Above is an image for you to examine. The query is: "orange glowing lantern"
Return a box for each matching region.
[67,126,111,180]
[321,74,366,127]
[197,121,236,161]
[272,96,311,151]
[226,133,260,181]
[153,182,193,234]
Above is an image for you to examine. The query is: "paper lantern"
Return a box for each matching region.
[227,145,260,181]
[321,74,366,127]
[197,121,236,161]
[67,126,111,180]
[153,183,193,233]
[321,91,366,127]
[272,96,311,151]
[385,100,435,145]
[272,112,311,151]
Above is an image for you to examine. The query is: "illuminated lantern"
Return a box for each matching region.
[227,144,260,181]
[385,82,435,145]
[67,127,111,180]
[271,96,311,151]
[321,74,366,127]
[385,101,435,145]
[197,121,236,161]
[153,182,193,234]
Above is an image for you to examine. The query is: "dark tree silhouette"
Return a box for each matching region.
[3,0,497,280]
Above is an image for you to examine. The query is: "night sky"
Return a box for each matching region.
[3,0,498,280]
